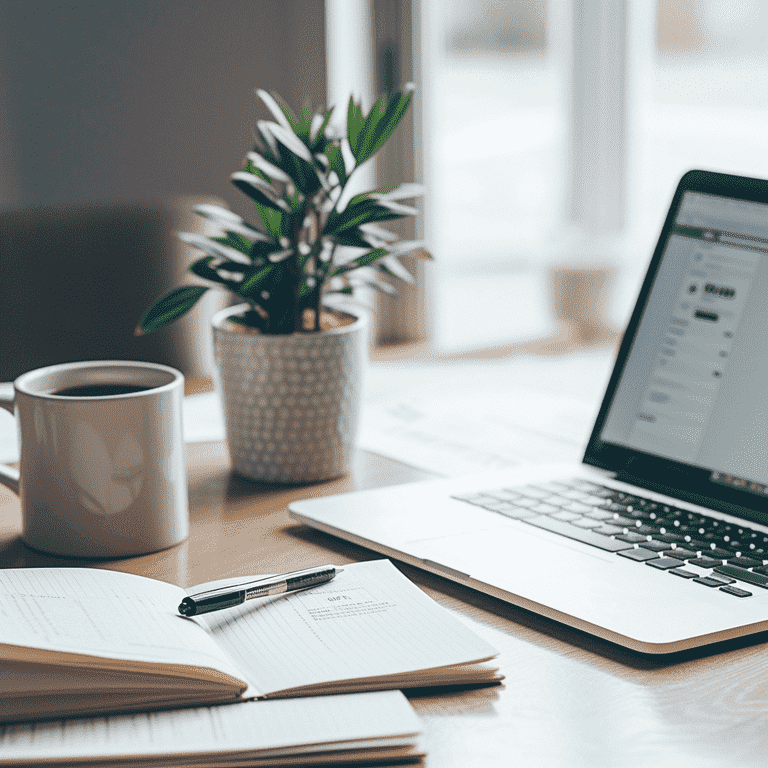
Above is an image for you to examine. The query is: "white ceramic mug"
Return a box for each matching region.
[0,361,188,557]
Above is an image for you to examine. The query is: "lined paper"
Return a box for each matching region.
[199,559,499,695]
[0,569,243,680]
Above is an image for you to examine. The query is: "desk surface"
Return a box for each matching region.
[2,442,768,767]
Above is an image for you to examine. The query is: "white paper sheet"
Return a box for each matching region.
[0,690,420,764]
[358,351,614,476]
[0,568,241,678]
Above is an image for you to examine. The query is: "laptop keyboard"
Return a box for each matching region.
[451,478,768,599]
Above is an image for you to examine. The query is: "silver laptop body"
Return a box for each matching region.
[290,170,768,654]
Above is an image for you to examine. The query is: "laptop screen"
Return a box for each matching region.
[586,171,768,518]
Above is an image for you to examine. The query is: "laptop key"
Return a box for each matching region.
[720,585,752,597]
[529,503,560,515]
[728,556,762,568]
[580,495,611,507]
[618,547,659,562]
[584,509,614,521]
[695,576,729,588]
[664,548,696,560]
[571,518,604,529]
[647,557,683,570]
[643,540,671,552]
[593,524,623,535]
[511,497,540,508]
[670,568,697,579]
[683,538,711,551]
[561,502,593,514]
[707,547,736,559]
[688,556,723,569]
[551,511,582,522]
[616,532,647,543]
[714,565,768,589]
[633,524,658,535]
[523,516,635,552]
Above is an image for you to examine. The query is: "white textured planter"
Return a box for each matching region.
[211,304,368,484]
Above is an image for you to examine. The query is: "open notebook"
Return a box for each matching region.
[0,559,500,723]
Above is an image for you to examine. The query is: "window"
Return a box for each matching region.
[327,0,768,352]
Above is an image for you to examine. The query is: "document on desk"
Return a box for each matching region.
[0,690,423,767]
[358,353,613,476]
[0,560,500,724]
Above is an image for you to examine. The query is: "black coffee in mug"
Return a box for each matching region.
[52,384,155,397]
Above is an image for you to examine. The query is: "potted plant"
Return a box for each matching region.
[137,86,430,483]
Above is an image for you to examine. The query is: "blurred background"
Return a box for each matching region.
[2,0,768,376]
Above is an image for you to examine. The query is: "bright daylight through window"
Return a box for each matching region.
[424,0,768,352]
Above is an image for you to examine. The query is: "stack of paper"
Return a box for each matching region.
[0,690,423,767]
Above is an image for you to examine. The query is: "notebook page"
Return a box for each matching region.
[0,569,244,681]
[0,690,420,763]
[199,559,498,695]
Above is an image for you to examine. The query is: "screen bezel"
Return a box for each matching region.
[583,169,768,523]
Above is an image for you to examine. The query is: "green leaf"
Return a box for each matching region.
[189,256,244,290]
[255,89,295,132]
[267,121,314,164]
[256,121,280,160]
[249,239,280,263]
[246,151,291,183]
[370,182,424,201]
[194,204,252,233]
[362,90,412,162]
[137,286,209,334]
[331,228,372,248]
[230,172,287,212]
[323,143,347,184]
[352,93,387,163]
[324,199,412,236]
[239,264,276,297]
[177,232,251,264]
[296,104,313,142]
[213,231,253,256]
[327,285,355,295]
[252,200,283,242]
[347,96,365,156]
[330,248,388,276]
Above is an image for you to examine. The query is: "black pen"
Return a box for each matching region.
[178,565,343,616]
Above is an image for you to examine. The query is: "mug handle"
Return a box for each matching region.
[0,383,20,494]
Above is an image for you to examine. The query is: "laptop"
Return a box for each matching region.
[290,169,768,654]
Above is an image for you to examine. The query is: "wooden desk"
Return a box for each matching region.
[2,443,768,767]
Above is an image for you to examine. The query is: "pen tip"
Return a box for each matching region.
[335,566,344,574]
